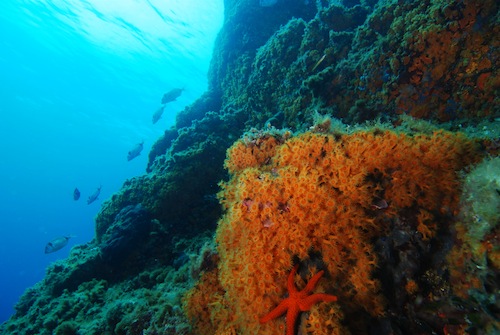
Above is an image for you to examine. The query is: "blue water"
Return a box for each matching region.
[0,0,223,323]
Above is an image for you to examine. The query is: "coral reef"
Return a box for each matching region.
[2,0,499,334]
[183,127,492,334]
[0,233,218,335]
[219,0,499,128]
[446,157,499,332]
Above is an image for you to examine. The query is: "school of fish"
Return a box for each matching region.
[45,88,184,253]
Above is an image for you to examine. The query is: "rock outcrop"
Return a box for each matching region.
[1,0,498,334]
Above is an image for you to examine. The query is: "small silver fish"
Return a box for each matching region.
[45,236,72,254]
[161,88,183,104]
[152,105,165,124]
[87,185,101,205]
[127,141,144,161]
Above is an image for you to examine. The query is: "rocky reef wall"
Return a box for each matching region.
[1,0,498,334]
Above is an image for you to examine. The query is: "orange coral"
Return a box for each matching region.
[183,267,232,335]
[305,305,344,335]
[405,279,419,295]
[387,0,499,120]
[224,135,281,174]
[184,129,480,334]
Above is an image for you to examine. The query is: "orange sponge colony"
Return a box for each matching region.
[184,128,481,334]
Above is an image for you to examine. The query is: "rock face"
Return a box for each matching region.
[184,129,484,334]
[1,0,498,334]
[100,204,152,264]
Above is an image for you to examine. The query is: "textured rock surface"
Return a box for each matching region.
[1,0,498,334]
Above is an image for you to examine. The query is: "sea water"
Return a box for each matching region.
[0,0,223,323]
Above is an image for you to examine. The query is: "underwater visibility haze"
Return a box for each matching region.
[0,0,223,323]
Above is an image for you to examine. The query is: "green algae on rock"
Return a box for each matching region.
[1,0,498,334]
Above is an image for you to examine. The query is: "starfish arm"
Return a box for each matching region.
[259,299,290,324]
[259,266,338,335]
[287,264,299,294]
[301,270,325,296]
[298,293,338,311]
[286,304,300,335]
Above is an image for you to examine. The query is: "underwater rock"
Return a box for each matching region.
[45,245,104,296]
[147,126,178,172]
[100,203,152,263]
[2,0,499,334]
[446,157,500,325]
[183,128,486,334]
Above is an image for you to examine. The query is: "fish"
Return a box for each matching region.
[44,236,73,254]
[73,187,80,201]
[87,185,101,205]
[311,54,326,72]
[152,105,166,124]
[127,141,144,161]
[161,88,184,104]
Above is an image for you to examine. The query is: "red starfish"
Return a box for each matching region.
[259,264,338,335]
